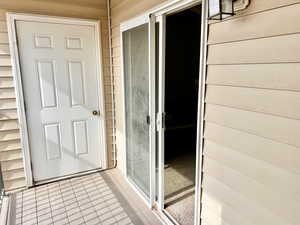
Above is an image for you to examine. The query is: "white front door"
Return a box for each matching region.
[16,20,106,182]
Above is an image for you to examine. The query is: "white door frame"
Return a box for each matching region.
[6,13,107,187]
[120,14,157,207]
[120,1,208,224]
[151,2,208,225]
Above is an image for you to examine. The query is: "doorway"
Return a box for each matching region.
[121,1,204,224]
[8,15,107,183]
[157,4,201,225]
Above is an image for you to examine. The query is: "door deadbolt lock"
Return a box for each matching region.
[92,110,100,116]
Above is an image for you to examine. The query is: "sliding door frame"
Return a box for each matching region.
[120,1,208,224]
[151,1,207,225]
[120,14,157,207]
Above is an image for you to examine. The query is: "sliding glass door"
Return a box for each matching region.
[123,23,150,197]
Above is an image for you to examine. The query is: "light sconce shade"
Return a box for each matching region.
[208,0,234,20]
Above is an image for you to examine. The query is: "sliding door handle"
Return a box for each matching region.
[146,115,151,125]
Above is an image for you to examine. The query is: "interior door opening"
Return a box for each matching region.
[163,5,201,225]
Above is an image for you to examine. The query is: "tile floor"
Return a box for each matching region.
[10,172,150,225]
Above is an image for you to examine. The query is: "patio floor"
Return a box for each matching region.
[8,170,163,225]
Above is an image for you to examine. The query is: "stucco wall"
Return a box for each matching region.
[0,0,113,191]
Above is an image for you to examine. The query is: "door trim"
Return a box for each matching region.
[6,13,108,188]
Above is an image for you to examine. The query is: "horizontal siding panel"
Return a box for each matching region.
[0,32,8,44]
[113,66,121,77]
[3,177,26,191]
[0,119,19,131]
[111,0,122,8]
[104,78,112,86]
[0,149,22,161]
[211,0,300,24]
[0,1,107,19]
[206,64,300,91]
[209,3,300,44]
[1,158,23,171]
[112,57,121,67]
[2,168,24,181]
[113,46,121,58]
[0,77,14,88]
[0,88,15,99]
[0,66,12,77]
[42,0,107,9]
[204,122,300,174]
[0,139,20,151]
[202,176,292,225]
[204,140,300,200]
[100,20,109,31]
[0,10,6,20]
[0,44,9,55]
[0,129,20,141]
[201,197,253,225]
[0,21,7,32]
[111,0,167,26]
[103,57,110,68]
[205,104,300,148]
[0,109,18,120]
[207,33,300,64]
[0,98,16,109]
[111,26,120,38]
[201,208,232,225]
[112,36,120,48]
[203,158,299,224]
[102,47,110,58]
[102,36,109,49]
[206,85,300,120]
[0,55,11,66]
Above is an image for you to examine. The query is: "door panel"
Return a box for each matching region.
[123,24,150,197]
[16,20,105,181]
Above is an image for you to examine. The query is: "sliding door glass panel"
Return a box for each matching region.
[123,24,150,197]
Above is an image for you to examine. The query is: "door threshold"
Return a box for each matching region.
[152,207,180,225]
[33,168,105,187]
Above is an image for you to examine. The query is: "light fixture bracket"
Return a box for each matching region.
[208,0,250,20]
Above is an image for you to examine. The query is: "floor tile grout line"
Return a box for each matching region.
[34,188,38,224]
[58,181,71,225]
[20,191,24,225]
[90,173,121,224]
[78,175,103,225]
[85,174,111,223]
[69,178,87,225]
[46,184,54,225]
[16,171,158,225]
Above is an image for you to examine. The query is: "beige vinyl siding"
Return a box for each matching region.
[0,0,113,191]
[203,0,300,224]
[110,0,168,172]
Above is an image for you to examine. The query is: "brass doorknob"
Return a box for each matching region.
[92,110,100,116]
